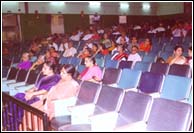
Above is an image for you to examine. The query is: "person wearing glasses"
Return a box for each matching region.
[127,45,142,67]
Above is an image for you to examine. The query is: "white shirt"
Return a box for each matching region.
[82,34,93,41]
[70,34,81,41]
[63,47,77,57]
[127,53,142,67]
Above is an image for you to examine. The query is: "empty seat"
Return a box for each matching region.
[104,59,119,68]
[50,81,101,130]
[146,98,192,131]
[168,64,191,77]
[102,68,121,85]
[118,61,133,69]
[138,71,164,94]
[150,63,169,75]
[133,61,151,72]
[117,69,141,89]
[160,75,192,101]
[90,91,153,131]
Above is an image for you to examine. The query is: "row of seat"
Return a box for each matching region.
[50,81,192,131]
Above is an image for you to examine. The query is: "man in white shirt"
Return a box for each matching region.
[127,45,142,68]
[62,41,77,57]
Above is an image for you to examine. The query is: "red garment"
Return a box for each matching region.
[113,53,128,61]
[80,67,89,78]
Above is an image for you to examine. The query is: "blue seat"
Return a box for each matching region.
[133,61,151,72]
[59,57,71,64]
[142,55,157,63]
[77,65,86,74]
[95,58,104,67]
[117,69,142,89]
[138,71,164,94]
[104,59,119,68]
[160,75,192,101]
[70,57,82,66]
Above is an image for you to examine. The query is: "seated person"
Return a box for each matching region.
[111,44,128,61]
[127,45,142,67]
[78,56,102,83]
[4,61,61,130]
[166,45,186,65]
[139,38,152,53]
[30,55,45,72]
[77,47,92,59]
[62,41,77,57]
[31,64,80,120]
[185,46,192,69]
[17,52,32,70]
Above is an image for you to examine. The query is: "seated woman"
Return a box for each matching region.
[31,64,80,120]
[77,47,92,59]
[78,56,103,83]
[17,52,32,70]
[14,61,61,104]
[3,61,61,130]
[139,38,152,53]
[30,55,45,72]
[111,44,128,61]
[166,45,186,65]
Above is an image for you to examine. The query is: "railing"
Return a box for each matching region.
[2,92,49,131]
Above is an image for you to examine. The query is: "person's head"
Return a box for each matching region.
[83,48,91,56]
[120,37,126,45]
[42,61,58,76]
[21,52,30,62]
[117,44,125,53]
[144,38,150,45]
[36,55,45,64]
[188,46,192,57]
[92,43,98,52]
[131,37,137,44]
[60,64,75,80]
[84,56,96,67]
[103,33,108,39]
[131,45,139,54]
[68,41,73,48]
[173,45,184,57]
[156,57,165,63]
[49,47,56,53]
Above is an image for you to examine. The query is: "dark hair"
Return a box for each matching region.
[61,64,75,76]
[44,61,59,73]
[188,46,192,51]
[132,45,139,50]
[174,45,184,52]
[156,57,165,63]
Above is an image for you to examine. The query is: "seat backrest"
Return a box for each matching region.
[102,68,121,85]
[146,98,192,131]
[116,91,152,127]
[138,71,164,94]
[25,70,39,85]
[118,61,133,69]
[104,59,119,68]
[7,67,19,80]
[150,63,169,75]
[168,64,191,77]
[133,61,151,72]
[160,75,192,101]
[95,58,104,67]
[70,57,82,67]
[76,81,101,105]
[142,55,157,63]
[117,69,142,89]
[94,85,124,114]
[15,69,28,82]
[59,57,71,64]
